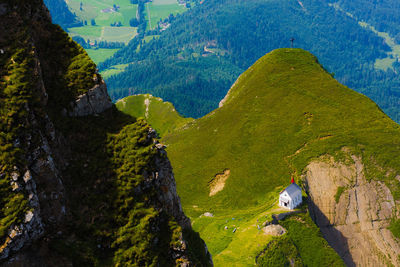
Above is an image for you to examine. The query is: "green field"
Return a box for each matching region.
[64,0,188,65]
[103,26,137,42]
[86,48,119,64]
[67,0,137,25]
[65,0,138,44]
[146,1,186,29]
[143,35,160,43]
[165,48,400,210]
[69,25,137,44]
[100,63,130,79]
[153,0,179,4]
[68,25,102,38]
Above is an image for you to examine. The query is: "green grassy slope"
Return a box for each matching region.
[86,48,119,64]
[116,94,193,136]
[146,2,186,30]
[257,212,343,267]
[162,48,400,264]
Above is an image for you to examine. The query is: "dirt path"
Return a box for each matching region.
[297,0,305,10]
[144,96,150,118]
[146,3,152,30]
[100,26,105,41]
[204,46,215,54]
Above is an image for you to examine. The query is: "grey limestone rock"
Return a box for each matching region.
[68,82,112,117]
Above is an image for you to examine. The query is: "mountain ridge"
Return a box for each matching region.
[116,94,193,137]
[159,48,400,266]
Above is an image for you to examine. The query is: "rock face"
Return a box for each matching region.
[0,86,68,261]
[0,170,44,260]
[0,1,211,264]
[142,136,212,265]
[304,155,400,266]
[68,82,112,117]
[150,145,192,230]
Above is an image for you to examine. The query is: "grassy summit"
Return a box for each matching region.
[161,48,400,265]
[116,94,193,137]
[164,48,400,208]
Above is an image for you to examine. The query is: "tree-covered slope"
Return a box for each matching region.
[43,0,81,29]
[162,49,400,265]
[101,0,400,121]
[116,94,193,137]
[334,0,400,42]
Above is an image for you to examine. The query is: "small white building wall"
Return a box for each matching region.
[279,190,302,210]
[279,196,289,208]
[290,193,302,209]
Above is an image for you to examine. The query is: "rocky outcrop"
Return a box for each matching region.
[219,80,237,108]
[304,155,400,266]
[0,4,7,16]
[144,131,213,265]
[0,170,44,260]
[0,106,67,261]
[150,145,192,229]
[68,81,112,117]
[262,225,287,236]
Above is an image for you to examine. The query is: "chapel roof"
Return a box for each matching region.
[281,183,302,197]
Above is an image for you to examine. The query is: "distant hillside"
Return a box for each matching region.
[334,0,400,42]
[43,0,82,29]
[163,49,400,266]
[101,0,400,121]
[116,94,193,136]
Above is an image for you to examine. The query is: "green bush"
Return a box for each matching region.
[335,186,346,203]
[389,219,400,239]
[257,235,303,267]
[280,213,345,267]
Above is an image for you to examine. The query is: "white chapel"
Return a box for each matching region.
[279,178,302,210]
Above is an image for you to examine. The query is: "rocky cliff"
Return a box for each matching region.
[0,1,211,265]
[304,152,400,266]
